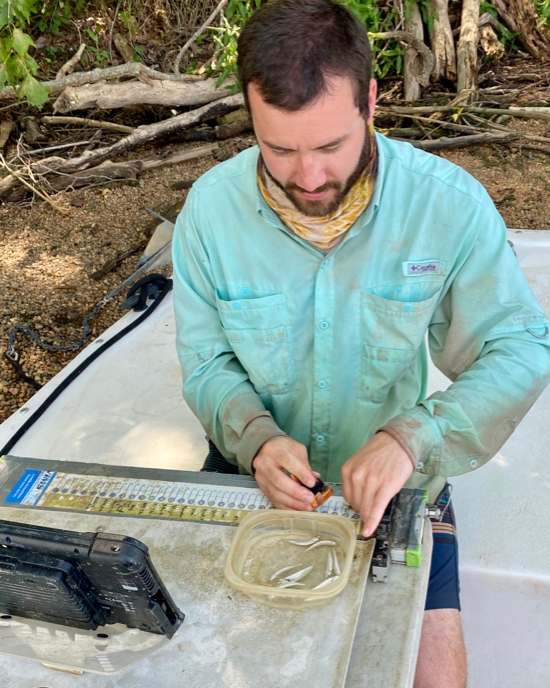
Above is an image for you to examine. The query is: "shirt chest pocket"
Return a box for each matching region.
[216,293,294,395]
[359,281,444,403]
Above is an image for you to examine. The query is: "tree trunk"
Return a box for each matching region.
[457,0,480,95]
[54,77,235,113]
[428,0,457,82]
[404,3,424,101]
[490,0,550,59]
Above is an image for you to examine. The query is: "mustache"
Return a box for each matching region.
[285,180,340,194]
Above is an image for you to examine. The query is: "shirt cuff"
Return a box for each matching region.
[237,416,287,474]
[379,404,443,474]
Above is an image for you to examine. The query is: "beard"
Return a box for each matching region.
[263,128,371,218]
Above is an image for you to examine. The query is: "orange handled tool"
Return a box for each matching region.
[291,474,334,508]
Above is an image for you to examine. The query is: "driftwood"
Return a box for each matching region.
[0,144,218,203]
[404,3,424,101]
[491,0,550,59]
[0,62,202,102]
[457,0,480,95]
[428,0,457,82]
[0,93,244,201]
[406,132,519,151]
[56,43,86,80]
[378,104,550,123]
[90,240,147,280]
[54,76,235,113]
[41,116,134,135]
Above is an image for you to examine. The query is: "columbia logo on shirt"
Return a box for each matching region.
[404,260,441,275]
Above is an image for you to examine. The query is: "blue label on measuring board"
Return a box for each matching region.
[5,469,56,505]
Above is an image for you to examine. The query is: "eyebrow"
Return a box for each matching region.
[261,133,351,152]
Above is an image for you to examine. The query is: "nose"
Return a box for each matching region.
[294,154,326,192]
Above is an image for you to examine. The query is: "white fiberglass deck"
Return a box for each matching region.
[0,230,549,686]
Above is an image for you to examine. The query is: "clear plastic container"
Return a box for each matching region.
[224,510,357,610]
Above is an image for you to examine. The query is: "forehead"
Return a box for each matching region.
[248,76,362,149]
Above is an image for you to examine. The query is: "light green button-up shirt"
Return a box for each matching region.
[172,133,550,501]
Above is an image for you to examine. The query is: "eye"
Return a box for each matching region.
[321,143,342,153]
[271,148,292,157]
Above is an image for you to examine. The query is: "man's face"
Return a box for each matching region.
[249,76,377,217]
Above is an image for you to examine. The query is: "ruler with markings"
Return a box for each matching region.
[0,455,361,528]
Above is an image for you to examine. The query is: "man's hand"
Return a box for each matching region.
[252,436,320,511]
[341,431,414,538]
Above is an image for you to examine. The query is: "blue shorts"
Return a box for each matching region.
[425,486,461,611]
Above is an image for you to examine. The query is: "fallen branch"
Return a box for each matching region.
[377,105,550,123]
[0,62,202,102]
[401,132,519,151]
[56,43,86,80]
[0,144,218,202]
[41,116,134,134]
[0,154,69,211]
[53,76,235,113]
[90,240,147,280]
[0,93,243,201]
[174,0,229,75]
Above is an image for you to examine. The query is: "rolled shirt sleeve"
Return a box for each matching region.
[172,190,286,473]
[381,200,550,476]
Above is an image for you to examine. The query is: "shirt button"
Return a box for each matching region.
[318,380,327,389]
[320,321,329,330]
[416,461,424,470]
[241,287,249,295]
[469,459,478,469]
[316,434,325,444]
[404,304,413,312]
[234,301,243,310]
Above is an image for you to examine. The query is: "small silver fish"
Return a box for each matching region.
[313,576,338,590]
[332,553,341,576]
[269,564,303,581]
[325,550,333,577]
[287,537,319,546]
[282,565,314,582]
[305,539,337,552]
[276,580,306,589]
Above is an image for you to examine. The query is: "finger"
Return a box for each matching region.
[282,453,316,488]
[257,468,313,506]
[361,487,394,538]
[270,490,314,512]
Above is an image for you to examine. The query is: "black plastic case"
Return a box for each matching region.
[0,519,184,638]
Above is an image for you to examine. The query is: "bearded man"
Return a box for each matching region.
[172,2,550,685]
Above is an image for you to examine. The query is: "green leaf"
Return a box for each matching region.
[216,65,231,88]
[11,28,34,57]
[18,74,49,107]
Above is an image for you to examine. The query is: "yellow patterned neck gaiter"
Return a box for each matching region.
[258,125,377,250]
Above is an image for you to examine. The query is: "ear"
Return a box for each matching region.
[366,79,377,125]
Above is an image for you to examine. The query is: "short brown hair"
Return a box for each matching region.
[237,0,373,116]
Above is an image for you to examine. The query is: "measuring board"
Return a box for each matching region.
[0,455,361,528]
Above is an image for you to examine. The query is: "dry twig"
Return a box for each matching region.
[174,0,229,75]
